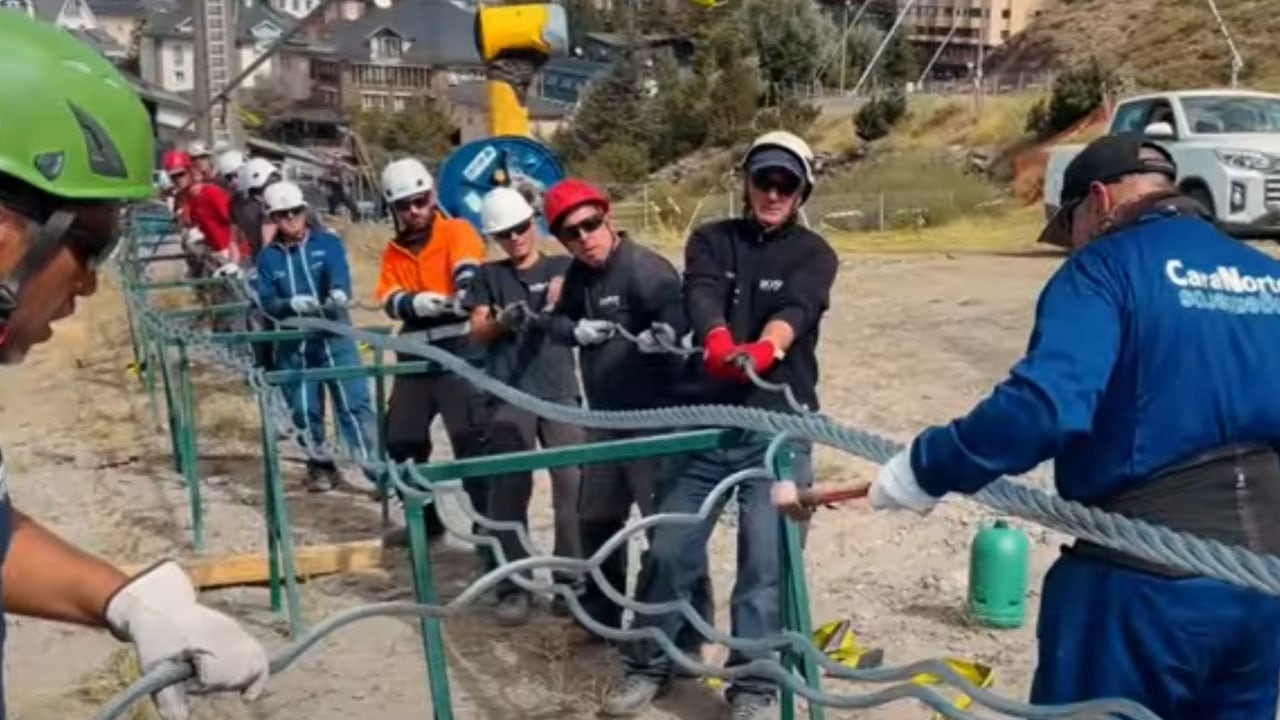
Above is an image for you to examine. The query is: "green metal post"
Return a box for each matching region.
[774,444,825,720]
[154,335,182,474]
[259,393,303,635]
[372,346,389,526]
[176,341,204,550]
[258,394,283,615]
[404,483,455,720]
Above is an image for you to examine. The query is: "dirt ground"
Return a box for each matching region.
[1,228,1076,720]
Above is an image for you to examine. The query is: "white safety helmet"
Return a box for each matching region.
[480,186,536,235]
[239,157,279,192]
[216,149,246,179]
[742,130,816,202]
[186,140,211,158]
[380,157,435,203]
[262,180,308,215]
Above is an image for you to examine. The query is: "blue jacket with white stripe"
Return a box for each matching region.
[253,229,352,321]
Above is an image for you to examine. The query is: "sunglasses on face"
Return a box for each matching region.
[168,170,188,182]
[393,193,432,213]
[751,170,801,197]
[492,219,532,242]
[269,206,307,222]
[556,214,604,243]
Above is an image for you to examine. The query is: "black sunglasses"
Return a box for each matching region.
[751,170,801,197]
[269,206,307,222]
[393,193,432,213]
[492,218,532,241]
[556,214,604,242]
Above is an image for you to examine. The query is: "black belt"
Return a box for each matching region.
[1066,442,1280,579]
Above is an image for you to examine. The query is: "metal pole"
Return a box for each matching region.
[850,0,918,97]
[917,7,960,88]
[175,0,344,136]
[838,1,848,93]
[192,0,212,143]
[1205,0,1244,88]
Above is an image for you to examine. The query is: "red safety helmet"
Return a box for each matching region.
[162,149,192,174]
[542,178,609,231]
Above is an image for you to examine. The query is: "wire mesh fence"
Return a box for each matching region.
[594,183,1012,238]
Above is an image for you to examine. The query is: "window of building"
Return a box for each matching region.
[1002,9,1010,19]
[371,32,403,61]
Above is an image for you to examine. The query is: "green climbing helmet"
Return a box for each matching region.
[0,12,155,203]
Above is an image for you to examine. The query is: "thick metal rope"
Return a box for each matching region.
[99,220,1205,719]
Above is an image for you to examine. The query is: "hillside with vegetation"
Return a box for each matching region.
[990,0,1280,91]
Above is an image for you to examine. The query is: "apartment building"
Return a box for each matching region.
[901,0,1046,78]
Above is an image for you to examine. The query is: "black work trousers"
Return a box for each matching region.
[480,400,585,598]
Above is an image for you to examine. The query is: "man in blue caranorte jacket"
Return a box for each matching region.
[849,133,1280,720]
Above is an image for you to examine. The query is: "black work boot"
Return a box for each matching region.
[305,461,335,493]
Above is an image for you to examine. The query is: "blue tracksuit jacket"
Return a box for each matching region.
[908,206,1280,718]
[254,230,375,470]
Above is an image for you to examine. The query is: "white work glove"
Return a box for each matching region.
[868,449,940,515]
[181,228,205,253]
[105,561,270,720]
[573,318,615,346]
[634,322,677,354]
[410,292,451,318]
[212,262,242,279]
[209,249,231,265]
[289,294,321,315]
[328,288,349,306]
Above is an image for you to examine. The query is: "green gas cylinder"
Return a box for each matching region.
[967,519,1030,629]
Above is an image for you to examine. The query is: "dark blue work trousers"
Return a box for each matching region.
[1031,552,1280,719]
[621,434,813,699]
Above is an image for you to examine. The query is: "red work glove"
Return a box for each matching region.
[729,339,780,378]
[702,325,740,380]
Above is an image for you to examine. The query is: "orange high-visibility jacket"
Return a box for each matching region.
[375,213,485,328]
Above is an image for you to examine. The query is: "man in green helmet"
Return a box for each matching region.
[0,14,269,720]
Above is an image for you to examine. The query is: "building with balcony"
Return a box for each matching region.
[901,0,1046,79]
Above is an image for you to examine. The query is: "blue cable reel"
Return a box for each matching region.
[436,135,566,238]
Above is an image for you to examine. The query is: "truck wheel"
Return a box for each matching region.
[1185,185,1216,217]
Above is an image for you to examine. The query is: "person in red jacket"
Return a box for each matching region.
[163,149,247,275]
[163,149,248,329]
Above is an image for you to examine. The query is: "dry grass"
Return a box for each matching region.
[74,647,158,720]
[890,94,1046,151]
[822,204,1047,255]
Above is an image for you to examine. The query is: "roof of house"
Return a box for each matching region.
[85,0,147,18]
[302,0,482,67]
[541,56,612,78]
[143,0,298,45]
[445,80,568,120]
[69,25,126,55]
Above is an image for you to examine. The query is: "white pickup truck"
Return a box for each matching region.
[1043,89,1280,239]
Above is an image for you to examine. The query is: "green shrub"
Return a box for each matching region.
[854,91,907,142]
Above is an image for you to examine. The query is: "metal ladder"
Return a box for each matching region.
[201,0,239,146]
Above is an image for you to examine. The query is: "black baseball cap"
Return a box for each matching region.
[1038,133,1178,247]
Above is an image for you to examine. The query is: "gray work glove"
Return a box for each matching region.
[635,322,677,354]
[573,318,615,346]
[496,302,530,330]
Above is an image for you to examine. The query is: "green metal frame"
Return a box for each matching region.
[393,428,828,720]
[118,218,829,720]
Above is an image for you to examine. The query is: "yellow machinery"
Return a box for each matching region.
[474,3,568,138]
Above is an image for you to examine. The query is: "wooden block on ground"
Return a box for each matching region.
[122,539,387,590]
